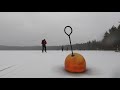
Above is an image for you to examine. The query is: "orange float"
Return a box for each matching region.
[65,53,86,73]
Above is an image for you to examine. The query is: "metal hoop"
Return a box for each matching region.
[64,26,73,36]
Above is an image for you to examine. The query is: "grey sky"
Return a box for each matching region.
[0,12,120,46]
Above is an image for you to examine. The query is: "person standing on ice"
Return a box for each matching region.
[41,39,47,53]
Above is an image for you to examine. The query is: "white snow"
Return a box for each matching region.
[0,50,120,78]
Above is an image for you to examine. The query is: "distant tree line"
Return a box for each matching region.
[62,24,120,51]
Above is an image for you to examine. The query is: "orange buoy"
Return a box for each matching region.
[65,53,86,73]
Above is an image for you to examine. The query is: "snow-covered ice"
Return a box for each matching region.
[0,50,120,78]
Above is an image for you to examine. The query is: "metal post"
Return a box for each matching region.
[69,36,74,56]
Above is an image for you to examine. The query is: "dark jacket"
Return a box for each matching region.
[41,40,47,45]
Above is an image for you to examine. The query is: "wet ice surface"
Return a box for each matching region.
[0,50,120,78]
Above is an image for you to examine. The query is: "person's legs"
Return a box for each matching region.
[44,45,47,52]
[42,45,44,53]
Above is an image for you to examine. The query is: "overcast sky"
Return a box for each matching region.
[0,12,120,46]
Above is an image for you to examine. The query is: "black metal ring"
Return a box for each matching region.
[64,26,73,36]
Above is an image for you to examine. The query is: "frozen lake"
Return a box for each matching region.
[0,50,120,78]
